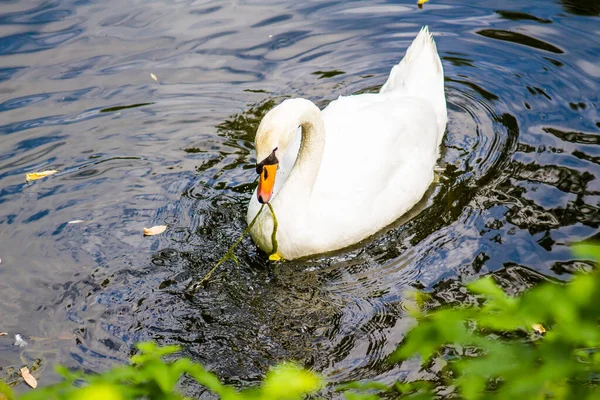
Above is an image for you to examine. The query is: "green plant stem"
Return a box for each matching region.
[187,204,265,292]
[267,202,278,255]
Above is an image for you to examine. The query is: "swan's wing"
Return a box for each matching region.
[311,93,441,227]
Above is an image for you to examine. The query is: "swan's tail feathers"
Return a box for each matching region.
[380,26,442,95]
[380,26,447,136]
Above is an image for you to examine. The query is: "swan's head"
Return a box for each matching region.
[254,99,315,203]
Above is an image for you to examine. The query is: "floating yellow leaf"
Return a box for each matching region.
[143,225,166,236]
[532,323,546,334]
[68,220,84,224]
[150,73,158,81]
[0,332,7,336]
[20,367,37,389]
[26,170,58,182]
[418,0,429,8]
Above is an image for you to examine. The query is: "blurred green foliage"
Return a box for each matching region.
[1,243,599,399]
[1,342,322,400]
[341,243,600,399]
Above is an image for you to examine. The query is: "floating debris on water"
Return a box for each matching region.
[144,225,167,236]
[21,366,37,388]
[13,334,28,347]
[25,170,58,182]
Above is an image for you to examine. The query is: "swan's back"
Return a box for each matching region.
[307,26,447,249]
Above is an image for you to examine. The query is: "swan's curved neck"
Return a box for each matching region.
[280,101,325,202]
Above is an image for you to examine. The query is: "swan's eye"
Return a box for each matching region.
[255,148,279,175]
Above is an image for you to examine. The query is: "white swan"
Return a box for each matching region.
[247,26,447,260]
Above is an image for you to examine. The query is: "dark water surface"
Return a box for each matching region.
[1,0,599,396]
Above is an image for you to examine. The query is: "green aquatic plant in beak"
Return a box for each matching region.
[187,203,280,292]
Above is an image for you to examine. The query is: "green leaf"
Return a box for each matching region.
[148,361,178,393]
[261,362,324,399]
[183,363,234,397]
[394,381,435,400]
[571,243,600,261]
[336,381,390,392]
[343,392,380,400]
[456,374,486,400]
[54,365,83,383]
[0,381,14,400]
[132,342,180,365]
[87,365,137,384]
[71,383,125,400]
[467,277,506,301]
[566,274,596,306]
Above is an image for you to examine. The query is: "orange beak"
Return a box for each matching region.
[257,163,278,203]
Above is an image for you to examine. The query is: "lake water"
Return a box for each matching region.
[0,0,599,396]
